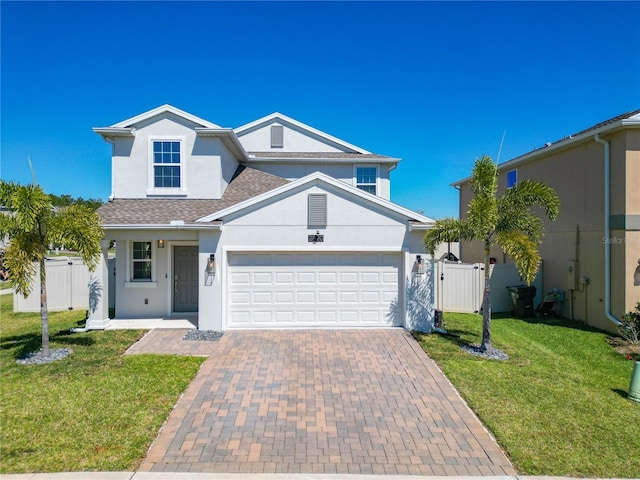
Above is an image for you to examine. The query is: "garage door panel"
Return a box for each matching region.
[254,311,274,323]
[318,272,337,284]
[382,272,398,284]
[275,272,294,284]
[275,291,294,303]
[229,311,250,324]
[254,292,272,303]
[319,311,338,323]
[231,272,251,285]
[298,311,316,323]
[254,272,272,284]
[362,310,385,323]
[383,291,398,302]
[227,252,400,329]
[340,310,358,322]
[231,291,251,304]
[361,291,380,303]
[297,272,315,283]
[339,291,358,303]
[339,272,358,284]
[318,291,337,303]
[361,272,380,283]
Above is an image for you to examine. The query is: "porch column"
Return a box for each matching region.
[86,239,110,329]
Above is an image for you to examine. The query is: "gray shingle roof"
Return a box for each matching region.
[98,166,289,225]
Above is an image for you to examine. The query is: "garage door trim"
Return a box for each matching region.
[222,247,407,330]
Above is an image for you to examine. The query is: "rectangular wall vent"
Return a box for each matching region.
[308,194,327,227]
[271,125,284,148]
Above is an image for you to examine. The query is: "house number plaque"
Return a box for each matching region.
[308,234,324,243]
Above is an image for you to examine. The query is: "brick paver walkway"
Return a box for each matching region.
[135,329,515,475]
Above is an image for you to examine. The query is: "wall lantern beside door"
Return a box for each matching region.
[414,255,425,276]
[157,239,165,249]
[206,254,216,277]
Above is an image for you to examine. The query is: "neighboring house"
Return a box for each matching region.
[89,105,436,331]
[453,109,640,333]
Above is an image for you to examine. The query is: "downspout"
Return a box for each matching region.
[594,133,621,326]
[101,136,116,201]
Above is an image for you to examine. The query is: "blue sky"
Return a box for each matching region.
[2,1,639,219]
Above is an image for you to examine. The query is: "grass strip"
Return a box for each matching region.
[414,312,640,478]
[0,294,205,473]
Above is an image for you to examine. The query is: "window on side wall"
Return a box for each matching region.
[355,166,378,195]
[153,140,181,188]
[506,169,517,188]
[132,241,152,281]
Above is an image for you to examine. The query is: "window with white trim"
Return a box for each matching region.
[153,141,181,188]
[355,166,378,195]
[506,169,517,188]
[132,241,152,281]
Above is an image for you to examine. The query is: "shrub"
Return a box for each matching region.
[618,302,640,345]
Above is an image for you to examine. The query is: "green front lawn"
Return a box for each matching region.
[0,294,205,473]
[414,313,640,478]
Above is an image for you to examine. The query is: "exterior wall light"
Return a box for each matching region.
[157,239,165,248]
[634,259,640,286]
[206,254,216,277]
[414,255,425,276]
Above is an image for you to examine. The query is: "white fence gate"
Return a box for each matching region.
[14,257,89,312]
[13,257,116,313]
[434,261,543,314]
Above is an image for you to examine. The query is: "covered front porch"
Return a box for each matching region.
[106,316,197,330]
[87,228,220,331]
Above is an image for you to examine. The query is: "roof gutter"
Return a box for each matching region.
[102,223,221,231]
[594,133,621,326]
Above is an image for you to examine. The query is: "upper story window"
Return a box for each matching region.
[153,141,181,188]
[355,166,378,195]
[506,169,517,188]
[132,241,152,281]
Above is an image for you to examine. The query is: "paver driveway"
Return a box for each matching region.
[135,329,515,475]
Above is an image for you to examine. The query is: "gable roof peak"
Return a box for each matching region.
[110,104,221,129]
[234,112,371,154]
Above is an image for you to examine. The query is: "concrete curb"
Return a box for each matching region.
[1,474,638,480]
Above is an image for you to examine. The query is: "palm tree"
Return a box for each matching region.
[424,155,559,353]
[0,181,103,358]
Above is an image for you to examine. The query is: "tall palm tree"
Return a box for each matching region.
[0,181,103,358]
[425,155,559,353]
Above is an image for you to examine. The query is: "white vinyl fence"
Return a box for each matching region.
[434,261,544,314]
[13,257,116,313]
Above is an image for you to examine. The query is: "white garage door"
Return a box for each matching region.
[227,252,401,328]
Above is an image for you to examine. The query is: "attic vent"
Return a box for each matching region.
[308,194,327,227]
[271,125,284,148]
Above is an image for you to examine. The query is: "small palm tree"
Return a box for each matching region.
[0,181,103,358]
[425,155,559,353]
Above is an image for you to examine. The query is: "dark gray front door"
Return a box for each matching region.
[174,246,198,312]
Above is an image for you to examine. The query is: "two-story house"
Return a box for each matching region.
[89,105,435,332]
[453,109,640,333]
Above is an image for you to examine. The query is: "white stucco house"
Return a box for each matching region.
[88,105,436,332]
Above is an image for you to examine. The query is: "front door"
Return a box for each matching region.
[173,246,198,312]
